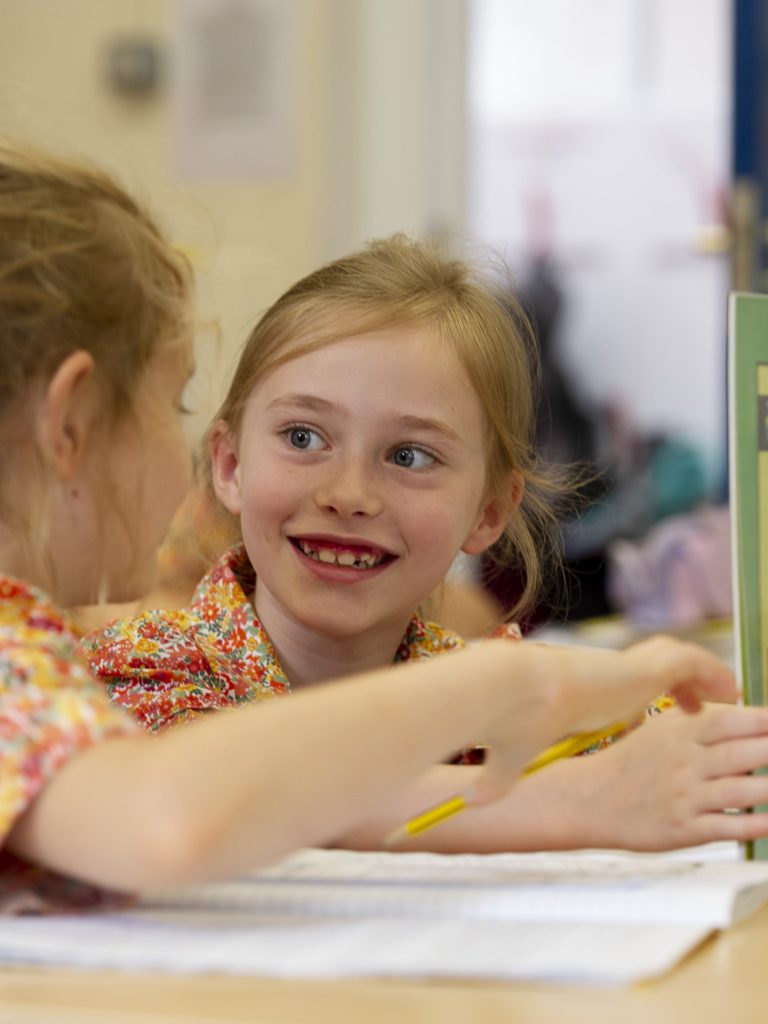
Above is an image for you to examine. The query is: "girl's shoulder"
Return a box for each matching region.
[0,575,94,689]
[82,546,287,732]
[191,543,254,610]
[0,575,70,636]
[83,545,252,669]
[398,617,466,660]
[488,621,523,642]
[399,616,523,661]
[82,606,199,664]
[0,578,137,725]
[0,575,135,906]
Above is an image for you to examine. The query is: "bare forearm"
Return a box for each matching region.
[8,636,738,890]
[334,759,604,853]
[10,643,540,888]
[123,642,555,877]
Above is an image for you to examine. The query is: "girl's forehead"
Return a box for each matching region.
[250,327,488,429]
[272,322,448,371]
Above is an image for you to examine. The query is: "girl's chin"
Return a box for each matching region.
[298,615,376,639]
[288,603,411,643]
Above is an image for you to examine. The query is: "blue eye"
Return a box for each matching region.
[391,446,435,469]
[285,426,324,451]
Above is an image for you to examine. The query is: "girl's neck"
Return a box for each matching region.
[253,584,413,688]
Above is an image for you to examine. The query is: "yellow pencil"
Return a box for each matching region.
[382,720,628,847]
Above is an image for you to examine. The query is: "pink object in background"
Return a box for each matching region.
[607,505,732,628]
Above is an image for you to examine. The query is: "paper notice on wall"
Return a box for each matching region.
[174,0,298,180]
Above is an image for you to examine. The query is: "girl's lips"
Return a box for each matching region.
[289,536,396,572]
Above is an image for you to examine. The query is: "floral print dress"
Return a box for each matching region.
[0,577,137,913]
[84,545,670,757]
[85,545,522,735]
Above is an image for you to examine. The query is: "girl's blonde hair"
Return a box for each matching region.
[0,144,193,589]
[210,234,570,618]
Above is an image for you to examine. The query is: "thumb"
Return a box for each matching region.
[465,749,530,808]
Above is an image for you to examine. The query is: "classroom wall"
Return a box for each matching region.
[321,0,466,255]
[0,0,466,444]
[0,0,329,441]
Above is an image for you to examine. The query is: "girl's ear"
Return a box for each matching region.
[209,421,242,515]
[460,471,524,556]
[37,350,97,479]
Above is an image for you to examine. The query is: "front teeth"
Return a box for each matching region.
[299,541,383,569]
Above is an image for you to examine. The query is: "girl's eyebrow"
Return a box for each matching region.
[266,394,462,444]
[394,415,462,444]
[267,393,340,414]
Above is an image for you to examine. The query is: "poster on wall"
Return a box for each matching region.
[174,0,298,180]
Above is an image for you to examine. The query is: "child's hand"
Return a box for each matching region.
[568,703,768,850]
[474,635,739,805]
[546,634,739,725]
[621,636,739,713]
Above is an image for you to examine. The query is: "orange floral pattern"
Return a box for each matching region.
[85,546,523,734]
[0,576,137,913]
[84,545,672,754]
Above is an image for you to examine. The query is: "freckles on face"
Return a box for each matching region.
[233,327,492,557]
[215,326,511,642]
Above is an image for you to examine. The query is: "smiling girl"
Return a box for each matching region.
[84,235,768,855]
[210,322,523,686]
[86,236,559,713]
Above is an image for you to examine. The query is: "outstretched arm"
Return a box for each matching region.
[7,635,736,891]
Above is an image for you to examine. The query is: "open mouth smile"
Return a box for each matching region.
[291,537,394,571]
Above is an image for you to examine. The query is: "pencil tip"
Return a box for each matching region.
[381,827,407,849]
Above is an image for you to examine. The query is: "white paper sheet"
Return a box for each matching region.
[0,913,712,986]
[0,845,762,986]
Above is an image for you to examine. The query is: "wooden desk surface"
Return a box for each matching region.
[1,903,767,1024]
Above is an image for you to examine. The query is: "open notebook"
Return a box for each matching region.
[2,844,767,986]
[728,291,768,859]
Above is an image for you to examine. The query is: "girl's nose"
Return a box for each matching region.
[314,458,384,518]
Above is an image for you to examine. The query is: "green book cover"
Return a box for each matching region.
[729,292,768,859]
